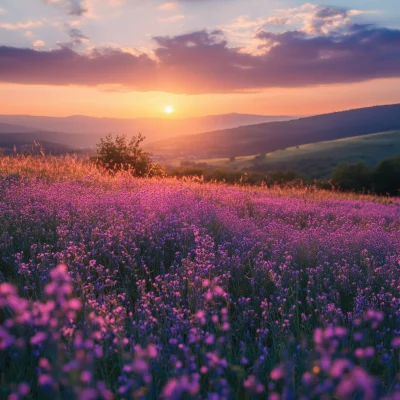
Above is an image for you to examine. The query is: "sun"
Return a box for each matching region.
[164,105,174,114]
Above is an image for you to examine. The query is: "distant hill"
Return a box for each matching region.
[0,113,294,143]
[150,104,400,158]
[0,123,37,134]
[0,133,75,155]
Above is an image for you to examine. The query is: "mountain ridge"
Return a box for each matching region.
[0,113,294,142]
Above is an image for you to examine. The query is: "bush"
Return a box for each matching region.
[93,133,163,177]
[264,170,303,185]
[331,158,400,195]
[331,162,373,192]
[374,157,400,195]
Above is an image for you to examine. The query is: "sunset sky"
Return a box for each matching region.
[0,0,399,118]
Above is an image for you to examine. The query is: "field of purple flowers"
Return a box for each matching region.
[1,157,400,399]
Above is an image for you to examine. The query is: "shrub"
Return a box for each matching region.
[331,158,400,195]
[331,162,373,192]
[264,170,303,185]
[93,133,163,177]
[374,156,400,195]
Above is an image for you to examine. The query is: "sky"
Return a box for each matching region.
[0,0,399,118]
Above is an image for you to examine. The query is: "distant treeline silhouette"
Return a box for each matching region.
[169,156,400,196]
[331,157,400,195]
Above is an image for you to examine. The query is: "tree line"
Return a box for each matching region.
[331,158,400,195]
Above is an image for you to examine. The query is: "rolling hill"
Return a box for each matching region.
[194,130,400,178]
[150,104,400,159]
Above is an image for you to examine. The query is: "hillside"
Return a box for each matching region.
[0,131,98,154]
[0,133,77,155]
[151,104,400,159]
[0,123,36,134]
[195,130,400,178]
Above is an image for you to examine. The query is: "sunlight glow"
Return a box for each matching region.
[164,105,174,114]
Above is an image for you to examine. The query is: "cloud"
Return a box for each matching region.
[0,7,6,15]
[303,6,351,34]
[44,0,89,16]
[280,4,378,35]
[158,2,178,11]
[56,27,89,48]
[0,46,156,90]
[68,28,89,44]
[219,5,379,55]
[33,40,46,48]
[220,15,291,54]
[158,14,185,23]
[315,7,347,19]
[0,22,399,94]
[224,16,267,30]
[264,17,291,26]
[0,21,43,30]
[108,0,125,5]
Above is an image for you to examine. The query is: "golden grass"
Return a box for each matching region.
[0,154,397,205]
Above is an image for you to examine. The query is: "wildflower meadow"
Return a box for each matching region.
[1,156,400,399]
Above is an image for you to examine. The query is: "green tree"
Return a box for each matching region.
[374,156,400,195]
[93,133,163,177]
[264,170,302,185]
[331,162,373,192]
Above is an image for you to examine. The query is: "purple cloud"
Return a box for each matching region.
[315,7,347,19]
[0,46,156,89]
[44,0,88,16]
[0,24,399,94]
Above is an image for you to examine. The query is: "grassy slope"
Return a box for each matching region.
[189,130,400,178]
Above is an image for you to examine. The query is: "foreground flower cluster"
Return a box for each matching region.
[1,171,400,399]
